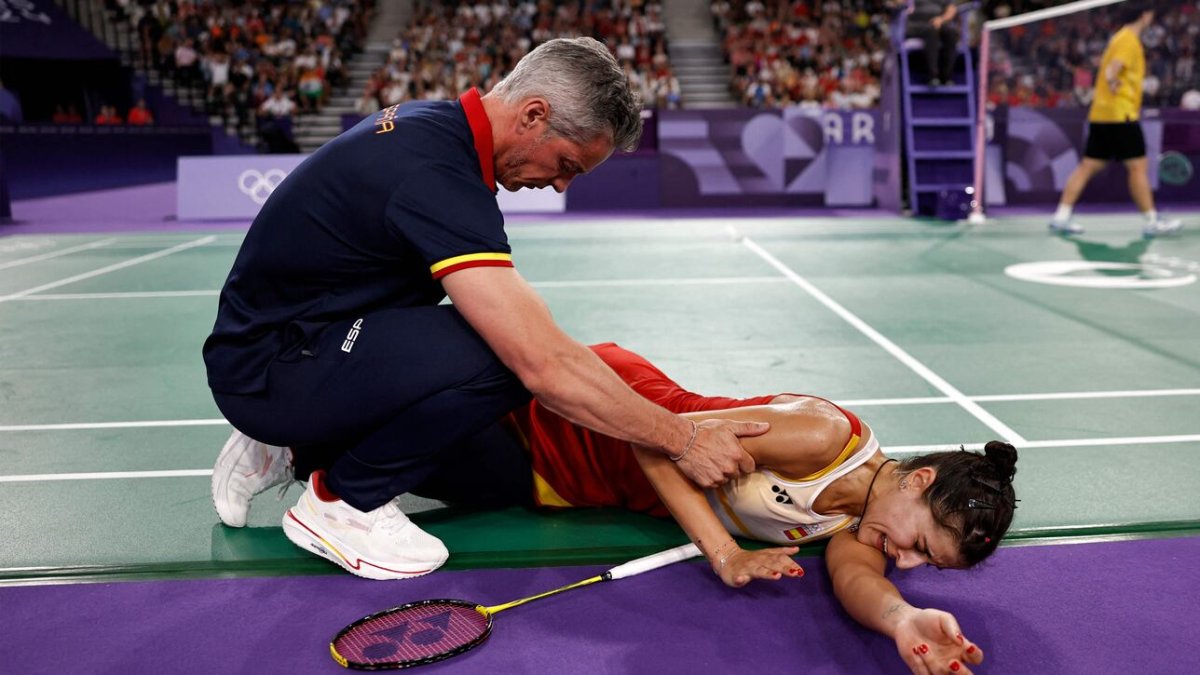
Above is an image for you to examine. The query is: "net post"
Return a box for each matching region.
[969,25,991,225]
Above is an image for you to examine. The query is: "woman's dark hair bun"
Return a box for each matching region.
[982,441,1018,481]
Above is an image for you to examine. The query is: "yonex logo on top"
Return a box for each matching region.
[237,169,289,205]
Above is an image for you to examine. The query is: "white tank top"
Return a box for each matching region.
[705,417,879,545]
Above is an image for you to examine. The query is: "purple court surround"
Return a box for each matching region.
[2,181,912,236]
[1,536,1195,674]
[7,182,1195,238]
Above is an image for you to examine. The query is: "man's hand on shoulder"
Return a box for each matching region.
[673,419,767,488]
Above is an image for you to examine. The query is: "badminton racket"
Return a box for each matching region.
[329,542,702,670]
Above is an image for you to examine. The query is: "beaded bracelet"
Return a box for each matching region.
[713,540,739,571]
[668,419,698,462]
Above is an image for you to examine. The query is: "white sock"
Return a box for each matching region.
[1144,210,1158,224]
[1054,204,1073,223]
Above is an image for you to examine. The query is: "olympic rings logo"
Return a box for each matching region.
[237,169,289,205]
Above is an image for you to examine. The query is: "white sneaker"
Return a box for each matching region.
[282,471,449,580]
[211,429,293,527]
[1048,219,1084,235]
[1142,217,1183,239]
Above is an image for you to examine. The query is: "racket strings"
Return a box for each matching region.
[334,601,490,666]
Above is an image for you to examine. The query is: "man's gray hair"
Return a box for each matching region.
[491,37,643,152]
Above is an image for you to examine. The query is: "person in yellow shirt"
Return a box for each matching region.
[1048,3,1182,239]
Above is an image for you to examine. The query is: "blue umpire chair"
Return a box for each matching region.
[887,1,980,217]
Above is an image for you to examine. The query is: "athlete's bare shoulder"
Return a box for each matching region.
[748,397,854,478]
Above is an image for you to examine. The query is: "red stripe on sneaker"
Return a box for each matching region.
[285,511,439,577]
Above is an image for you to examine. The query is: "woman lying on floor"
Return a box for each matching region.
[428,342,1019,675]
[226,342,1016,675]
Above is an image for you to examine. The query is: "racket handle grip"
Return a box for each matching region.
[607,543,702,580]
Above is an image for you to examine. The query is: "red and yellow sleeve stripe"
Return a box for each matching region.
[430,252,513,280]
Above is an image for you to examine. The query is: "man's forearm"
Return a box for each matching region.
[525,341,691,456]
[442,267,693,457]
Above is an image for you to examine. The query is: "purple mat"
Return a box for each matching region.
[1,537,1195,674]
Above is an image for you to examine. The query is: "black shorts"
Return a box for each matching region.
[1084,121,1146,161]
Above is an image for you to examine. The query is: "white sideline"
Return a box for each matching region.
[738,234,1028,445]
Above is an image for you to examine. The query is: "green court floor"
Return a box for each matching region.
[2,213,1198,583]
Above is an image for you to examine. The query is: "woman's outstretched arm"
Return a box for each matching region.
[826,530,985,674]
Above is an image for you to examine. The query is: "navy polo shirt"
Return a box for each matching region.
[204,89,512,394]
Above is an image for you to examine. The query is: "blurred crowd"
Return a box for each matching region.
[354,0,681,113]
[985,0,1198,109]
[713,0,893,110]
[105,0,374,132]
[36,0,1194,127]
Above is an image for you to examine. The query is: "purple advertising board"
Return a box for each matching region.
[989,107,1198,206]
[657,108,879,208]
[177,154,565,220]
[177,155,311,220]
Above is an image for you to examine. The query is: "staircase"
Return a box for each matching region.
[295,1,413,152]
[56,0,254,146]
[897,11,978,216]
[662,0,735,109]
[55,0,414,153]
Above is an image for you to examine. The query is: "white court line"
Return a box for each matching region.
[973,389,1200,402]
[2,389,1200,429]
[0,238,118,271]
[0,469,211,483]
[887,434,1200,454]
[841,388,1200,407]
[839,396,951,406]
[5,387,1200,432]
[5,433,1198,483]
[737,233,1028,445]
[0,236,217,303]
[10,290,221,301]
[6,277,788,301]
[0,419,228,432]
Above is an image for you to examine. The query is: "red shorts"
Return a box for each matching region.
[504,343,778,516]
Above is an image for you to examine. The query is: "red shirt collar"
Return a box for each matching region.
[458,88,496,193]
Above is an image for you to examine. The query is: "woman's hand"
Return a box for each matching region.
[712,545,803,588]
[893,608,984,674]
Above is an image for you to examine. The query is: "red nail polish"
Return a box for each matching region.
[967,645,976,654]
[950,662,961,672]
[919,644,929,654]
[913,647,920,655]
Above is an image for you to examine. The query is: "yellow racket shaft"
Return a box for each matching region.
[480,542,701,615]
[481,574,605,615]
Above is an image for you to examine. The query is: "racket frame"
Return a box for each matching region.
[330,543,702,670]
[330,598,493,671]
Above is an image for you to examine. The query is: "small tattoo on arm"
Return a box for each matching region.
[882,603,905,622]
